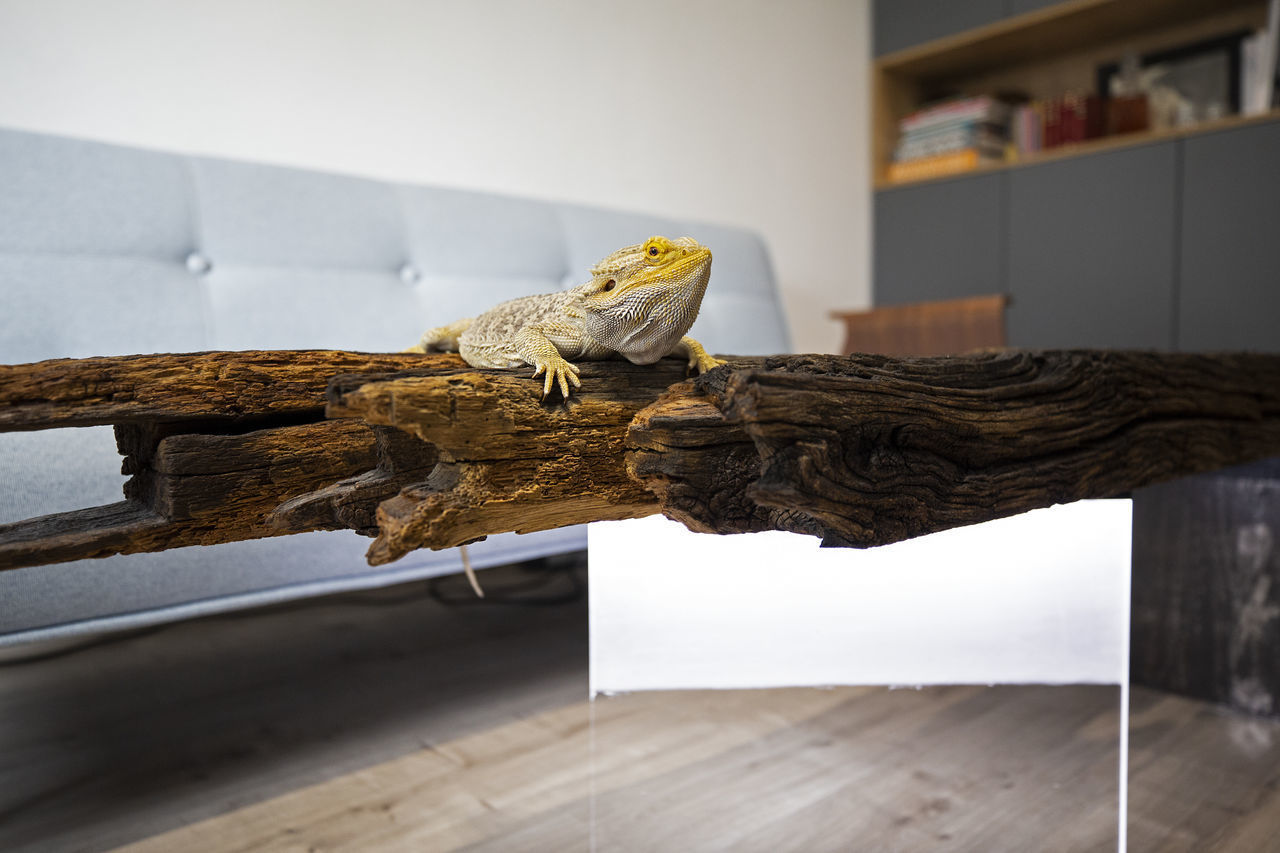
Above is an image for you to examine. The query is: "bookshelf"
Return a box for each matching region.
[869,0,1280,724]
[873,0,1280,189]
[870,0,1280,354]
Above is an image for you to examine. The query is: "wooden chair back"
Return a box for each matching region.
[830,293,1009,356]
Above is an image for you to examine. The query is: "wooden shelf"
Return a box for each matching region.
[877,0,1261,79]
[875,108,1280,191]
[873,0,1272,190]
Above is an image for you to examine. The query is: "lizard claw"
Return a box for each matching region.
[532,357,581,400]
[690,352,727,374]
[676,336,724,375]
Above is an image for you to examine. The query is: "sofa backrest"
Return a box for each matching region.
[0,127,790,363]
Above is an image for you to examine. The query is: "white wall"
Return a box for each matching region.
[0,0,871,352]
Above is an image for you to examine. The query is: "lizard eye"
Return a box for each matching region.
[647,246,659,257]
[602,279,616,291]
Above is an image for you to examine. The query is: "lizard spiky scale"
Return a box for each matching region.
[409,236,724,399]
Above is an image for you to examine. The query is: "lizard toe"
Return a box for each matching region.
[693,353,727,374]
[533,357,581,401]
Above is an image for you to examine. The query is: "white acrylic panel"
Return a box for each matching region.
[589,500,1132,694]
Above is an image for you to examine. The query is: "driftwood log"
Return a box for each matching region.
[2,349,1279,571]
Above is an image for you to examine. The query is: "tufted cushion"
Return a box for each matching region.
[0,256,208,362]
[0,131,195,259]
[401,185,569,280]
[191,158,406,270]
[203,268,425,352]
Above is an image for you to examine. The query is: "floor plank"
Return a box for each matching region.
[0,559,589,853]
[3,554,1279,852]
[115,684,1123,853]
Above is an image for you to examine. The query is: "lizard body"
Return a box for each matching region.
[408,235,724,398]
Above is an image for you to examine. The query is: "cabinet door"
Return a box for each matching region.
[1179,121,1280,352]
[873,0,1005,56]
[1005,0,1065,18]
[1007,143,1178,349]
[874,173,1006,306]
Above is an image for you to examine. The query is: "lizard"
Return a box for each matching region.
[405,235,725,399]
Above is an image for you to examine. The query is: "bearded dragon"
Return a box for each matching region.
[406,235,724,398]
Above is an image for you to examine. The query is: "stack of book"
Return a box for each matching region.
[888,96,1011,183]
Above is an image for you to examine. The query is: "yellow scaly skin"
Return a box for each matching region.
[407,236,725,399]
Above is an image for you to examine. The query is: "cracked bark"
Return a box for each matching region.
[321,359,766,565]
[629,351,1280,547]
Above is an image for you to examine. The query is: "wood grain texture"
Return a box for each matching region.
[5,348,1280,570]
[629,350,1280,548]
[110,683,1280,853]
[0,560,591,853]
[626,371,824,540]
[0,350,455,431]
[830,293,1008,356]
[1132,461,1280,717]
[107,685,1128,852]
[271,426,439,536]
[324,358,767,565]
[0,351,462,569]
[0,419,378,569]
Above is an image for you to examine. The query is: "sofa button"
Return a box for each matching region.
[185,251,212,275]
[399,263,421,285]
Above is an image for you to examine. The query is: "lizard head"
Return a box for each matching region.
[578,236,713,365]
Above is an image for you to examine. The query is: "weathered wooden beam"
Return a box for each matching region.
[4,348,1280,572]
[319,359,765,565]
[0,502,172,570]
[629,351,1280,548]
[271,425,439,536]
[0,419,379,569]
[0,351,465,569]
[0,350,452,431]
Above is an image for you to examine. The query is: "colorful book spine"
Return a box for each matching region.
[1041,93,1103,149]
[1011,104,1043,157]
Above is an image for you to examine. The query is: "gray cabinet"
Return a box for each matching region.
[1006,142,1179,349]
[1005,0,1066,17]
[875,0,1067,56]
[873,0,1005,56]
[874,1,1074,56]
[874,174,1006,306]
[1179,122,1280,351]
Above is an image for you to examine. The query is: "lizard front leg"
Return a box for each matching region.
[513,325,582,400]
[672,335,726,374]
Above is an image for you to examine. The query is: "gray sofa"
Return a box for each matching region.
[0,127,790,646]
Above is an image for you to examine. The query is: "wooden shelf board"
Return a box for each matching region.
[874,109,1280,192]
[876,0,1262,81]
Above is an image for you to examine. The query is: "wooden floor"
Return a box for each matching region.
[1,556,1278,852]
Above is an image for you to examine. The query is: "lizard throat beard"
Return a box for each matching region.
[588,265,711,364]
